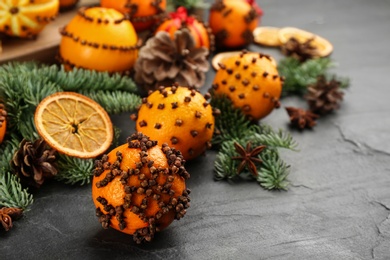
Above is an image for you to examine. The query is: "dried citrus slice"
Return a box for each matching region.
[278,27,333,57]
[253,26,281,47]
[34,92,113,158]
[212,51,277,70]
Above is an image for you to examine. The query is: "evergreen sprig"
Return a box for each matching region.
[0,61,142,209]
[0,172,33,210]
[278,57,334,96]
[55,155,94,185]
[211,95,297,190]
[210,94,259,145]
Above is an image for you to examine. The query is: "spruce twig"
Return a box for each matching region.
[211,95,296,190]
[0,172,33,210]
[55,154,94,185]
[278,57,334,96]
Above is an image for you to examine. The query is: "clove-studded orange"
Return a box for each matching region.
[0,0,59,38]
[92,132,190,243]
[59,7,138,73]
[212,51,282,120]
[133,85,215,160]
[155,7,214,50]
[209,0,262,49]
[0,104,7,144]
[100,0,166,32]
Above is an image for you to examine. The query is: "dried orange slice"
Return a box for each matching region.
[253,26,281,46]
[278,27,333,57]
[34,92,113,158]
[212,51,277,70]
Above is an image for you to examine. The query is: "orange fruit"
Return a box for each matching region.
[59,7,138,73]
[209,0,260,48]
[278,27,333,57]
[253,26,281,47]
[134,86,215,160]
[92,132,190,243]
[100,0,166,32]
[212,50,277,70]
[212,51,282,120]
[34,92,113,159]
[0,104,7,144]
[154,7,213,49]
[0,0,59,38]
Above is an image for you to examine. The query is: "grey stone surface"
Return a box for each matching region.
[2,0,390,259]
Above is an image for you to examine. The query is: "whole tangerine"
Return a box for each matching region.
[59,7,138,73]
[209,0,262,49]
[92,132,190,243]
[0,104,7,144]
[133,85,215,160]
[154,7,213,50]
[100,0,166,32]
[0,0,59,38]
[212,51,282,121]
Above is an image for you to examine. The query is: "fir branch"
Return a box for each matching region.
[214,140,240,180]
[214,138,293,190]
[0,137,19,173]
[257,149,290,190]
[55,154,94,185]
[210,94,259,145]
[0,172,33,210]
[80,90,142,114]
[253,125,298,150]
[42,65,138,93]
[278,57,334,96]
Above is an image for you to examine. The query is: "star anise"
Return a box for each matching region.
[281,37,319,62]
[232,142,266,177]
[285,106,319,130]
[0,207,23,231]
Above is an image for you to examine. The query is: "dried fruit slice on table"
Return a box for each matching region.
[212,51,277,70]
[34,92,113,159]
[253,26,281,47]
[278,27,333,57]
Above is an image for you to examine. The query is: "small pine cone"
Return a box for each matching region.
[11,139,58,188]
[0,103,7,128]
[305,75,344,115]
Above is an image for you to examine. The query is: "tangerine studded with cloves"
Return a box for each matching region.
[133,85,215,160]
[212,50,283,121]
[59,7,139,73]
[92,132,190,243]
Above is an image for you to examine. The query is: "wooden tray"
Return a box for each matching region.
[0,0,98,64]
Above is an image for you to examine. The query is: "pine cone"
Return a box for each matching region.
[134,29,209,92]
[11,139,58,188]
[281,37,319,62]
[305,75,344,115]
[0,103,7,128]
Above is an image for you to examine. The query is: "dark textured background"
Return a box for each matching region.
[2,0,390,259]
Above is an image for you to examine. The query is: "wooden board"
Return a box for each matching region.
[0,0,98,64]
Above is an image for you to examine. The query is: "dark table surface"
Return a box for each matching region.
[2,0,390,259]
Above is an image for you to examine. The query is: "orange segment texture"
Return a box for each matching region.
[34,92,113,158]
[0,0,59,38]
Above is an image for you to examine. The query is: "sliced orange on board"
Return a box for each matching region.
[278,27,333,57]
[253,26,281,47]
[34,92,113,158]
[212,51,277,70]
